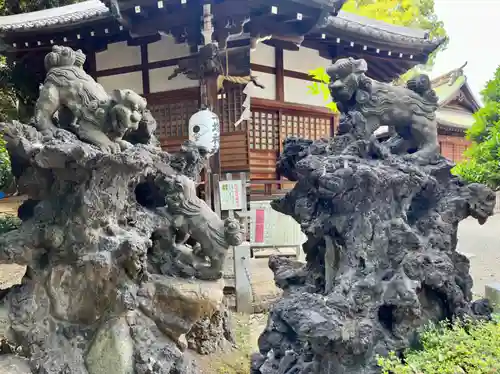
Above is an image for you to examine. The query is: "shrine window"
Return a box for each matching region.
[249,111,279,150]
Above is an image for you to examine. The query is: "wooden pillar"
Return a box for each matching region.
[275,47,284,102]
[275,47,285,183]
[85,49,97,80]
[140,44,150,95]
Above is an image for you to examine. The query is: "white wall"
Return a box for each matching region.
[250,43,275,100]
[148,35,191,62]
[95,41,141,70]
[284,46,331,106]
[250,43,275,67]
[97,72,143,95]
[250,42,332,105]
[283,46,330,74]
[95,36,198,94]
[284,77,332,107]
[149,66,199,93]
[250,71,276,100]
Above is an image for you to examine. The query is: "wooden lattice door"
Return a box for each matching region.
[279,112,332,153]
[149,96,199,153]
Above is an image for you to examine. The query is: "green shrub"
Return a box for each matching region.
[378,317,500,373]
[0,135,13,191]
[0,214,20,235]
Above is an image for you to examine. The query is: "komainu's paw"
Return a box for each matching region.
[117,139,133,151]
[99,141,121,154]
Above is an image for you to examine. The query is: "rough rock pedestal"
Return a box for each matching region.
[0,45,243,374]
[252,58,495,374]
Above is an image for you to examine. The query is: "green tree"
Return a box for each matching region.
[308,0,448,109]
[453,66,500,189]
[0,0,82,15]
[0,134,12,191]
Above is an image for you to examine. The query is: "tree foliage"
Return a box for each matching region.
[453,67,500,189]
[0,214,20,235]
[307,68,338,113]
[0,134,12,191]
[0,0,82,15]
[308,0,448,108]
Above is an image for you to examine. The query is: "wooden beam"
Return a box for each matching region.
[94,64,142,77]
[145,87,199,104]
[94,55,189,77]
[251,63,322,82]
[251,97,334,116]
[275,47,284,102]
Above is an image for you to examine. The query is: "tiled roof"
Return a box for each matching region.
[436,108,475,129]
[433,74,467,106]
[0,0,110,32]
[317,11,445,54]
[0,0,443,62]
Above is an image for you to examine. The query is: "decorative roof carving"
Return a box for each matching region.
[431,62,468,87]
[0,0,109,32]
[432,64,481,113]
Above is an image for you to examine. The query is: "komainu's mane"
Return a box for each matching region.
[356,80,438,121]
[45,67,110,125]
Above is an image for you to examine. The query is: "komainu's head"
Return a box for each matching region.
[326,57,371,107]
[44,45,86,71]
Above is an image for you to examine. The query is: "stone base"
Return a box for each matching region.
[0,275,230,374]
[0,356,31,374]
[0,120,243,373]
[252,133,495,373]
[485,283,500,312]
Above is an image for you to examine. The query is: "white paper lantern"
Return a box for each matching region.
[188,108,220,155]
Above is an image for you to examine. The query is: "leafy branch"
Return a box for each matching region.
[307,68,338,113]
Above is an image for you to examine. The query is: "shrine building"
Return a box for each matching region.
[0,0,447,199]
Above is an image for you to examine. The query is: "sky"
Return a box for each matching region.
[431,0,500,100]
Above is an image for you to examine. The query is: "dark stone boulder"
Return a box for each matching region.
[252,115,495,373]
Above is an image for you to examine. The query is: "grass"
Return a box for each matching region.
[198,313,266,374]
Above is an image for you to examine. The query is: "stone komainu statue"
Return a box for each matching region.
[327,57,440,161]
[34,45,157,153]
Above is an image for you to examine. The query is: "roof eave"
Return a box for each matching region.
[0,0,110,36]
[462,81,482,112]
[0,15,112,37]
[437,119,469,132]
[316,15,445,61]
